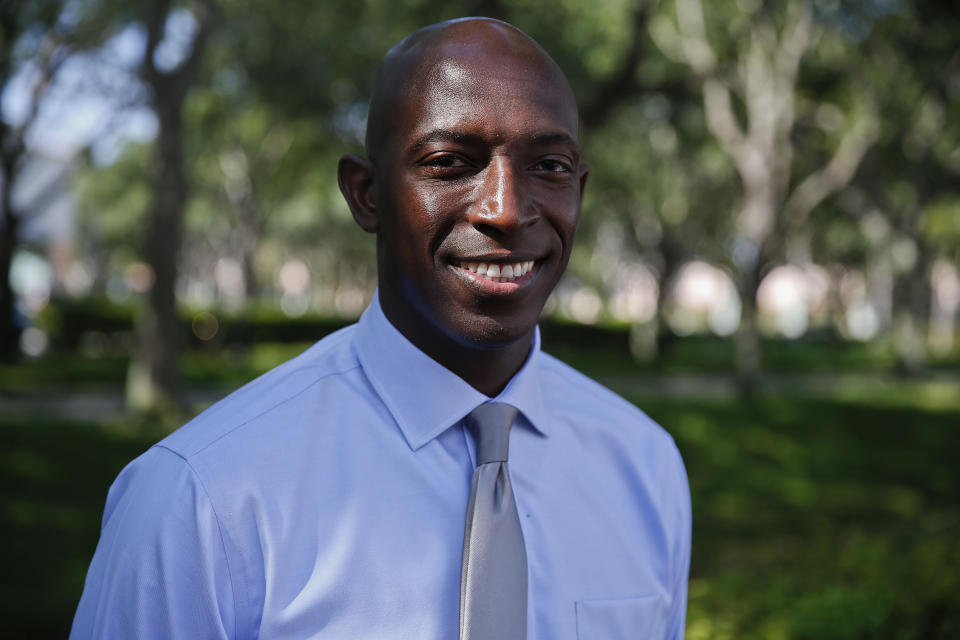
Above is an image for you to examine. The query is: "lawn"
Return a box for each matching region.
[2,386,958,638]
[634,393,960,639]
[0,418,162,637]
[7,324,958,394]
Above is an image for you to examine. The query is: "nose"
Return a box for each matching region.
[468,156,539,232]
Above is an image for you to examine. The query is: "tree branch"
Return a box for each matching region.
[142,0,217,100]
[775,1,815,85]
[12,36,68,141]
[785,110,878,227]
[702,78,746,157]
[173,0,217,91]
[771,1,815,134]
[142,0,171,85]
[2,20,71,172]
[668,0,748,161]
[674,0,716,74]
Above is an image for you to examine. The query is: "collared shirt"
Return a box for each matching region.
[71,296,690,639]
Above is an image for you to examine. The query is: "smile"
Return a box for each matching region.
[449,258,540,293]
[456,260,535,281]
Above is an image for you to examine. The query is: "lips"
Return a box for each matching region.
[449,257,540,293]
[453,259,535,282]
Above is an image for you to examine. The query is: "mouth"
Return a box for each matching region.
[448,257,541,294]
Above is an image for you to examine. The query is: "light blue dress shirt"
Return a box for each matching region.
[71,296,690,639]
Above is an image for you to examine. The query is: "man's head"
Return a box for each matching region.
[339,17,588,360]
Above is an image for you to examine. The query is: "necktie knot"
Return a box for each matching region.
[464,402,518,465]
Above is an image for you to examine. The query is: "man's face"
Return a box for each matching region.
[373,46,587,349]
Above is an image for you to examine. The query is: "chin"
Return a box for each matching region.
[445,312,538,351]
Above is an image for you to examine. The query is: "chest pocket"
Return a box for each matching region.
[575,593,669,640]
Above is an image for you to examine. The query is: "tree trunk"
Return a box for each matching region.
[126,0,216,414]
[734,255,763,393]
[892,225,929,377]
[0,158,19,362]
[865,234,894,333]
[235,179,261,303]
[654,238,682,357]
[127,104,188,413]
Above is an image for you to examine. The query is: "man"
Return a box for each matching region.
[71,17,690,639]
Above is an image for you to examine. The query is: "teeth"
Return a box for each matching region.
[457,260,537,281]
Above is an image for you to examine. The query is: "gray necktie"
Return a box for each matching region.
[459,402,527,640]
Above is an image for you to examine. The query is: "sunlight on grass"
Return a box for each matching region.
[822,376,960,411]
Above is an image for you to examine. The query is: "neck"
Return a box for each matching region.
[379,297,534,398]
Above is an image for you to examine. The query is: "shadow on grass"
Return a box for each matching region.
[635,395,960,640]
[2,395,958,639]
[0,419,162,638]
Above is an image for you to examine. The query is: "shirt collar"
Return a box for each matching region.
[353,293,548,451]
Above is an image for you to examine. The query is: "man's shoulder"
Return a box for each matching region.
[538,349,650,420]
[159,323,363,459]
[538,350,679,453]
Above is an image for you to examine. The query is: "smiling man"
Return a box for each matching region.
[71,17,690,640]
[340,20,588,399]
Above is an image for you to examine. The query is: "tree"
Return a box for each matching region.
[650,0,877,387]
[845,0,960,374]
[126,0,218,412]
[0,0,74,361]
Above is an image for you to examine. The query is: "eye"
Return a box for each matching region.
[532,158,573,174]
[422,153,471,169]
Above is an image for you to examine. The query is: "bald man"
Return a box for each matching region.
[71,18,690,640]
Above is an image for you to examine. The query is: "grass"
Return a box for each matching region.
[5,329,957,395]
[0,418,162,637]
[2,388,958,638]
[0,342,314,393]
[635,394,960,639]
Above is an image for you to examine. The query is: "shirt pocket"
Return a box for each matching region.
[575,593,668,640]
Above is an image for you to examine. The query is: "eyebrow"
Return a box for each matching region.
[408,129,579,155]
[529,132,578,148]
[408,130,484,155]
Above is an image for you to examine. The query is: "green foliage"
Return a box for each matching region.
[57,0,958,353]
[73,144,153,251]
[923,198,960,259]
[505,0,634,87]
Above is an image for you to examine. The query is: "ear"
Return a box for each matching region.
[338,153,378,233]
[578,163,590,203]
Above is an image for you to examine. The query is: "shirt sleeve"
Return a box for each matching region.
[70,446,236,640]
[666,439,692,640]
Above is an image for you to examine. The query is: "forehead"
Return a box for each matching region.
[391,44,579,149]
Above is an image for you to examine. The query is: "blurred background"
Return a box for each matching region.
[1,0,958,637]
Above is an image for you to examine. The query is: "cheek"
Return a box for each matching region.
[542,194,582,247]
[398,185,466,256]
[381,213,452,277]
[411,179,463,212]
